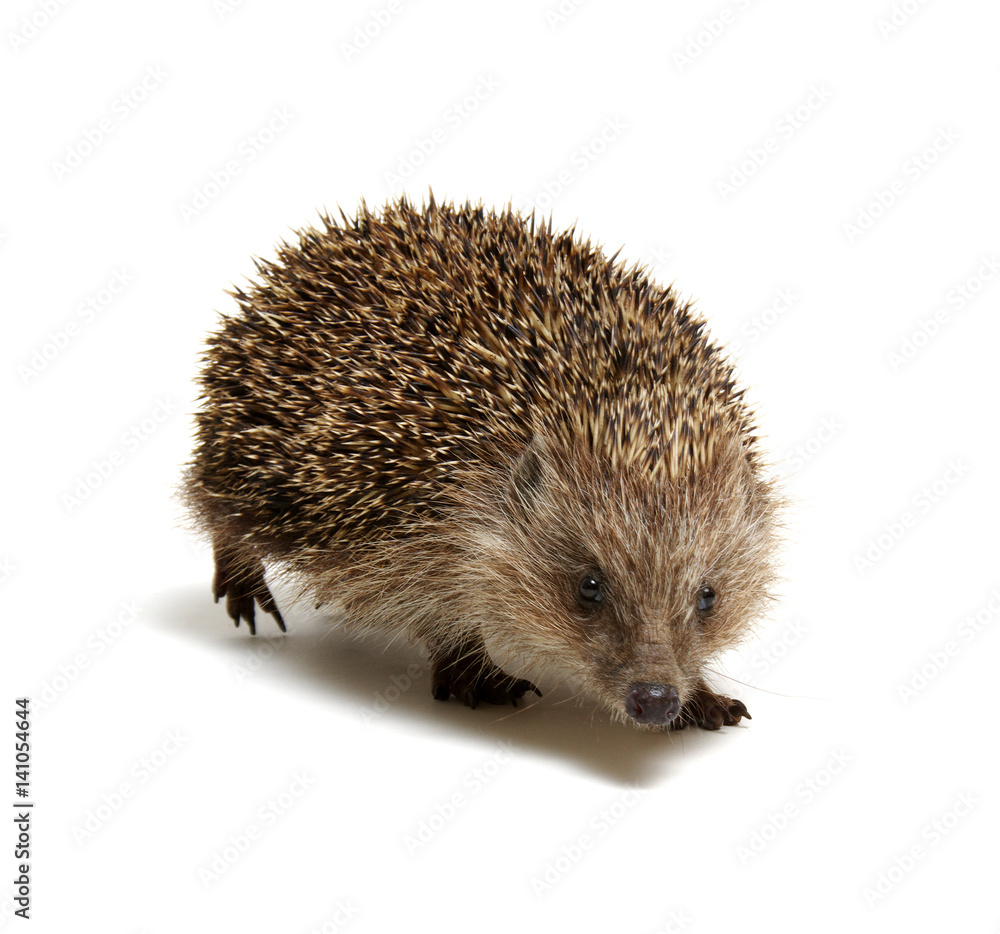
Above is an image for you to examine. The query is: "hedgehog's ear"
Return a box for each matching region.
[511,435,547,510]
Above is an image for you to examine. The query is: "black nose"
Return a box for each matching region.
[625,682,680,724]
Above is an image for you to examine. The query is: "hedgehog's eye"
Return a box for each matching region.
[696,585,716,613]
[579,575,603,603]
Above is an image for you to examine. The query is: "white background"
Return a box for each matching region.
[3,0,998,931]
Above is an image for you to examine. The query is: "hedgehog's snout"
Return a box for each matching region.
[625,682,680,725]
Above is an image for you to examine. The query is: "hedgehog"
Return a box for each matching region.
[183,194,781,731]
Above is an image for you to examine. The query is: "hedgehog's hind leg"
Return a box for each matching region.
[212,541,286,635]
[430,636,540,709]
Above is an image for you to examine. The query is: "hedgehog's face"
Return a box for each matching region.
[464,435,779,729]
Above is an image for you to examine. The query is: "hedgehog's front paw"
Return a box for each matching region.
[672,686,750,731]
[431,651,540,709]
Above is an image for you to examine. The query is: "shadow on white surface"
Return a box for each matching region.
[148,583,751,786]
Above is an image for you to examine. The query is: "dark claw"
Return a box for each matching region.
[512,679,541,700]
[213,546,286,635]
[432,684,450,701]
[728,700,751,721]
